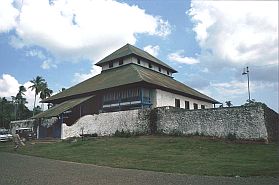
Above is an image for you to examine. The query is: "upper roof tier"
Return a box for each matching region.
[95,44,177,73]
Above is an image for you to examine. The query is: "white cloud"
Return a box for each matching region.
[0,74,39,110]
[201,68,209,73]
[4,0,171,62]
[41,59,57,69]
[26,49,46,60]
[188,1,278,82]
[0,74,20,98]
[9,35,25,49]
[0,0,19,32]
[210,81,252,97]
[73,65,102,84]
[143,45,160,57]
[168,50,199,64]
[23,81,37,110]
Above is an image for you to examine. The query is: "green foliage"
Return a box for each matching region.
[0,96,32,128]
[114,129,132,138]
[225,101,233,107]
[226,133,237,141]
[168,129,183,136]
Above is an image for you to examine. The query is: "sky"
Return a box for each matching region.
[0,0,278,112]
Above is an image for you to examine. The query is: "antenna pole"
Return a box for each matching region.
[247,66,251,102]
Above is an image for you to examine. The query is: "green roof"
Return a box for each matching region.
[33,96,94,119]
[95,44,177,73]
[43,64,218,104]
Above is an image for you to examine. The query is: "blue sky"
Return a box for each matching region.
[0,0,278,111]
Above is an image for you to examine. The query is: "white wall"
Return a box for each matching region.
[102,57,132,71]
[61,109,150,139]
[102,56,172,77]
[153,89,213,109]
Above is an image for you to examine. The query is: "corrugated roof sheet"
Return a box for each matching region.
[33,96,94,119]
[43,64,218,103]
[95,44,177,73]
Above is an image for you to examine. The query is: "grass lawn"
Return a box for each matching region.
[0,136,278,177]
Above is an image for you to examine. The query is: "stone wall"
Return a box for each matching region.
[155,105,274,141]
[264,106,279,141]
[61,109,150,139]
[61,104,278,142]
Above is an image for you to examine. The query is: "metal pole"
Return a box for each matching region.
[247,67,251,102]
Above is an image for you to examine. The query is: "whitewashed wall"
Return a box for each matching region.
[153,89,213,109]
[61,109,150,139]
[101,56,173,77]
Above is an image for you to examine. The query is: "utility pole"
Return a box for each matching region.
[242,66,251,102]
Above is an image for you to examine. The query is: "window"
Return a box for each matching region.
[137,58,141,64]
[109,62,113,68]
[158,67,161,72]
[175,99,180,108]
[185,101,189,109]
[149,63,152,68]
[201,105,205,109]
[119,59,123,65]
[193,103,198,109]
[167,71,169,75]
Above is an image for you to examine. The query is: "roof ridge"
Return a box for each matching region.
[130,64,145,81]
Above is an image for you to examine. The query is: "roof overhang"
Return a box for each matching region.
[32,96,94,119]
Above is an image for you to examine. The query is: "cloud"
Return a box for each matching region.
[0,74,40,110]
[143,45,160,57]
[26,49,46,60]
[41,59,57,69]
[73,65,102,84]
[0,0,19,32]
[3,0,171,63]
[0,74,20,98]
[168,50,199,64]
[188,1,278,82]
[23,81,37,110]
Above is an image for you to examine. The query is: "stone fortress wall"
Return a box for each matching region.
[62,103,278,142]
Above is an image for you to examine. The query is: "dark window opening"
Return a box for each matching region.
[158,67,161,72]
[193,103,198,109]
[109,62,113,68]
[167,71,169,75]
[185,101,189,109]
[137,58,141,64]
[201,105,205,109]
[175,99,180,108]
[119,59,123,65]
[149,63,152,68]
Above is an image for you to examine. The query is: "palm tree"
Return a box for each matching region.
[225,101,233,107]
[29,76,45,116]
[39,82,53,110]
[15,86,28,120]
[18,85,27,96]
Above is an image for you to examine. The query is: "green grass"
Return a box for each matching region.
[0,136,278,177]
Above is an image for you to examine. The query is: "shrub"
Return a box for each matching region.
[168,129,183,137]
[114,129,132,138]
[226,133,237,141]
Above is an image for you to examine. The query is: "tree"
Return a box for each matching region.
[39,82,53,110]
[12,85,31,120]
[29,76,45,115]
[60,87,66,92]
[225,101,233,107]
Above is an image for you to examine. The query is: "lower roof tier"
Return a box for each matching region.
[43,64,219,104]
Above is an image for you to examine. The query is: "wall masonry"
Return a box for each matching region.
[156,105,267,140]
[61,109,150,139]
[61,104,278,142]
